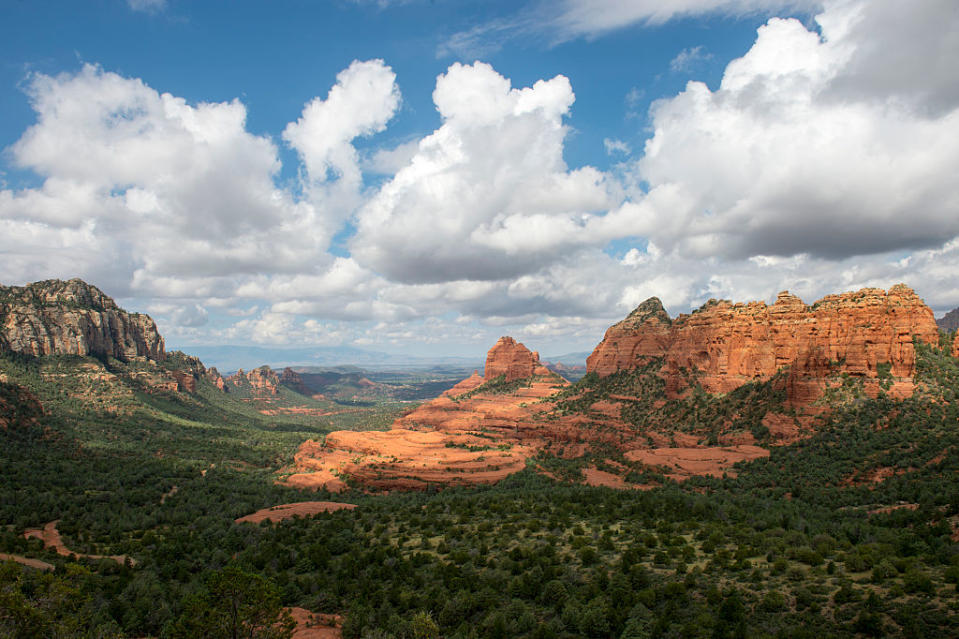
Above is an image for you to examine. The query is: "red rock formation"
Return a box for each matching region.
[285,340,571,491]
[485,336,540,381]
[172,370,196,393]
[588,285,938,402]
[953,332,959,359]
[280,367,310,395]
[227,366,279,395]
[0,279,164,362]
[587,297,672,376]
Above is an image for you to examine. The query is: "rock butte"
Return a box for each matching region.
[485,336,541,381]
[587,284,938,402]
[284,337,569,491]
[288,285,948,492]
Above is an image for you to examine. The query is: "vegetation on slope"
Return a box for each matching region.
[2,339,959,637]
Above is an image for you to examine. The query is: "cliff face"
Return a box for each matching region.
[587,285,938,400]
[586,297,673,377]
[485,336,541,381]
[954,332,959,359]
[0,279,164,362]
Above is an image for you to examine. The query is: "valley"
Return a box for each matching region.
[2,279,959,638]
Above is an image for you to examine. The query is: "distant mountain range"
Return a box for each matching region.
[179,344,484,374]
[938,307,959,332]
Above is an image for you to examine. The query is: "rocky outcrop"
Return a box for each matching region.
[485,337,540,381]
[954,332,959,359]
[0,279,164,362]
[227,366,279,395]
[279,367,312,396]
[587,297,672,376]
[285,339,571,491]
[938,307,959,333]
[587,285,938,401]
[163,350,226,393]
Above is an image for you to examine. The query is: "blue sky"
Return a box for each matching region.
[0,1,762,180]
[1,0,958,360]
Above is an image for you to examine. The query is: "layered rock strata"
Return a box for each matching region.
[0,279,164,361]
[285,338,570,491]
[588,285,938,401]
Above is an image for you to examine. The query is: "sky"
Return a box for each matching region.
[1,0,958,359]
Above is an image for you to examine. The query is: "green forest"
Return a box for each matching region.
[3,337,959,638]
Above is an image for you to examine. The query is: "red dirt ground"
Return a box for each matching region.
[23,520,135,566]
[623,445,769,480]
[0,552,54,571]
[235,501,357,524]
[286,607,343,638]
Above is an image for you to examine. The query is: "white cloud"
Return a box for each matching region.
[0,61,397,306]
[669,45,713,72]
[5,0,959,355]
[361,139,420,175]
[351,61,618,284]
[283,59,400,219]
[552,0,822,39]
[603,0,959,262]
[603,138,631,155]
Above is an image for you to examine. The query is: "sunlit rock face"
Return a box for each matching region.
[587,285,938,403]
[0,278,165,362]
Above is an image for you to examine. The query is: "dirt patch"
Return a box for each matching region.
[286,607,343,638]
[868,503,919,515]
[0,553,54,571]
[236,502,357,524]
[624,445,769,480]
[581,466,656,490]
[843,465,910,486]
[23,520,135,566]
[160,485,178,504]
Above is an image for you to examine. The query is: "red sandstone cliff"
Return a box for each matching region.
[954,332,959,359]
[587,285,938,400]
[485,336,541,381]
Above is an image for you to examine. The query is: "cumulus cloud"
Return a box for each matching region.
[0,62,399,303]
[351,61,618,284]
[5,0,959,354]
[283,59,400,217]
[602,0,959,261]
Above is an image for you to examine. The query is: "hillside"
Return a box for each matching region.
[3,279,959,638]
[290,285,943,491]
